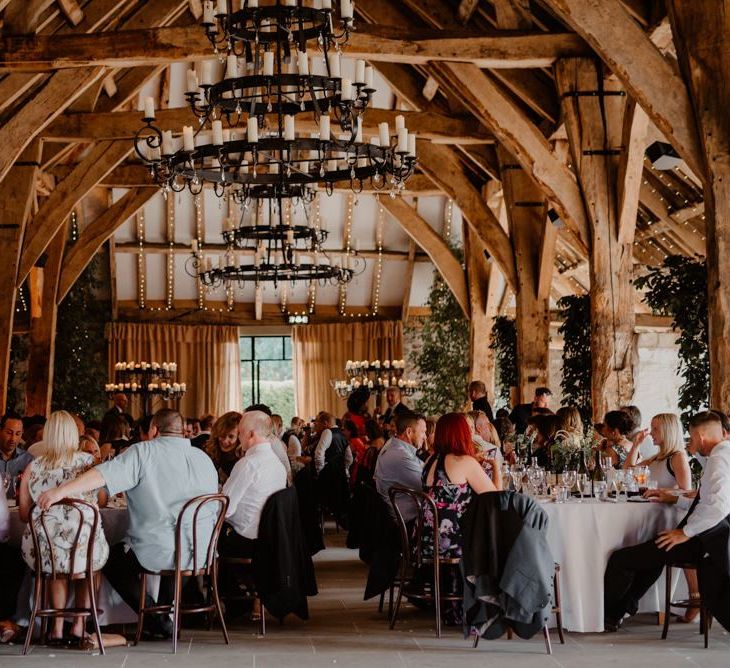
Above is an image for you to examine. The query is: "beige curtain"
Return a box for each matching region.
[107,322,242,418]
[292,321,403,419]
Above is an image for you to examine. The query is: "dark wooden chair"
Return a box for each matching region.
[23,498,105,655]
[387,486,463,638]
[661,560,711,647]
[133,493,229,654]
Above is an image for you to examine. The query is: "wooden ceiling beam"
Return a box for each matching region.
[0,23,590,72]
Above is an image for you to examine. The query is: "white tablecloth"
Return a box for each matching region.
[543,498,686,632]
[8,504,141,625]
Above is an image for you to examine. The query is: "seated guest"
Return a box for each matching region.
[37,409,218,639]
[468,381,494,423]
[466,410,503,489]
[19,411,109,645]
[1,413,32,497]
[374,412,426,522]
[283,417,308,474]
[103,392,134,428]
[529,414,561,469]
[191,414,215,450]
[134,414,157,443]
[622,404,658,461]
[510,387,553,434]
[0,486,25,644]
[600,410,634,468]
[343,387,370,439]
[99,414,130,460]
[244,405,292,484]
[185,417,200,439]
[351,419,385,488]
[493,416,516,463]
[604,411,730,632]
[382,386,408,427]
[206,412,243,484]
[269,414,293,486]
[84,420,102,444]
[422,413,496,559]
[220,411,287,559]
[556,406,583,438]
[343,419,367,463]
[22,417,45,451]
[418,417,437,461]
[79,435,102,464]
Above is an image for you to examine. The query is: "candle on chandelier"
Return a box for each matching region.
[205,257,213,271]
[284,114,296,141]
[328,52,341,78]
[397,127,408,153]
[319,114,331,141]
[322,0,332,9]
[216,0,227,15]
[222,129,231,144]
[225,54,238,79]
[285,0,296,6]
[247,117,259,143]
[203,1,215,23]
[395,115,405,131]
[378,122,390,147]
[183,125,195,151]
[340,78,353,101]
[212,120,224,145]
[364,65,374,89]
[161,130,174,155]
[247,0,258,7]
[263,51,275,76]
[201,60,213,86]
[408,132,417,158]
[341,0,353,19]
[355,59,366,84]
[186,69,199,93]
[143,96,155,120]
[192,239,199,254]
[297,51,309,75]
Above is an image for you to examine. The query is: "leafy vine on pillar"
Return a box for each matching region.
[557,294,592,424]
[489,316,517,407]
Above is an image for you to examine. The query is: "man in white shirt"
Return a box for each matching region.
[220,411,287,558]
[604,411,730,631]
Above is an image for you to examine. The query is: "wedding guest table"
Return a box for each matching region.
[542,497,686,632]
[7,499,141,625]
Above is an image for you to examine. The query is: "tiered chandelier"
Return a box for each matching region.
[134,0,417,290]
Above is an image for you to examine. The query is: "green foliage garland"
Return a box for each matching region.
[634,255,708,426]
[7,334,29,414]
[557,294,592,424]
[489,316,517,406]
[410,252,470,415]
[52,255,111,420]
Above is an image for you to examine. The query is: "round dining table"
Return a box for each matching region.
[7,500,141,626]
[541,497,686,633]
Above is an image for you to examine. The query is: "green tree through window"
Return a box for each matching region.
[240,336,295,424]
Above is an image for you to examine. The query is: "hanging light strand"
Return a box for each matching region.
[137,211,146,309]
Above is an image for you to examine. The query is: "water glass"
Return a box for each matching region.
[0,472,10,496]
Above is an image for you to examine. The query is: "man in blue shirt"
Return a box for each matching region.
[0,413,32,498]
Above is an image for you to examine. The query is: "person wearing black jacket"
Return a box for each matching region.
[509,387,552,434]
[468,381,494,423]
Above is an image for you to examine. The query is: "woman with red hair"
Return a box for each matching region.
[421,413,496,561]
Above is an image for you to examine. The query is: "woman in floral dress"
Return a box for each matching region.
[19,411,109,645]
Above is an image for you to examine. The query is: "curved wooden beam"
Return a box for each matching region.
[57,188,155,303]
[380,196,470,318]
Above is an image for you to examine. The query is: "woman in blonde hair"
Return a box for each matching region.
[18,410,109,646]
[205,411,243,484]
[623,413,692,489]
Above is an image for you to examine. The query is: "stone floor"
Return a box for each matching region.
[2,530,729,667]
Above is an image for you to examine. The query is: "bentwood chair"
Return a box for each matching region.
[387,486,463,638]
[133,494,229,654]
[661,559,711,647]
[23,498,105,655]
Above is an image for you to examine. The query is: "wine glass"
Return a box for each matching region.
[562,470,577,498]
[510,466,524,493]
[576,473,589,502]
[1,472,10,496]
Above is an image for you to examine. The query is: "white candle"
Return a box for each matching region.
[192,239,199,253]
[216,0,227,15]
[354,59,365,84]
[319,114,331,141]
[247,0,258,7]
[341,0,353,18]
[202,60,213,86]
[328,52,341,78]
[144,96,155,120]
[285,0,296,5]
[212,119,224,145]
[365,65,374,88]
[203,0,214,23]
[397,127,408,152]
[222,128,231,144]
[378,122,390,147]
[407,132,416,157]
[340,78,353,100]
[298,50,309,75]
[247,117,259,142]
[322,0,331,8]
[161,130,174,155]
[395,114,405,131]
[186,69,199,93]
[225,54,238,79]
[205,257,213,271]
[284,114,295,141]
[183,125,195,151]
[355,116,363,143]
[263,51,274,76]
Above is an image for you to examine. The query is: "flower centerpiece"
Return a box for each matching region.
[550,426,597,473]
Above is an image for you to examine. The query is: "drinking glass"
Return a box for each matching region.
[0,472,10,496]
[510,468,524,494]
[562,470,578,498]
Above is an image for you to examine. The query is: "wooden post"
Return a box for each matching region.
[555,58,637,420]
[499,149,554,404]
[667,1,728,410]
[25,223,67,416]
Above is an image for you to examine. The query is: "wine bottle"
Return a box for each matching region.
[591,450,605,497]
[578,450,588,476]
[526,435,533,462]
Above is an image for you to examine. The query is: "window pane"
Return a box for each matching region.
[241,361,254,409]
[255,336,282,360]
[258,360,295,425]
[240,337,253,361]
[283,336,292,360]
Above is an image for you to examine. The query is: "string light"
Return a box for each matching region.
[137,211,146,309]
[443,198,453,241]
[166,195,175,310]
[194,194,205,310]
[70,210,79,242]
[371,198,385,315]
[338,193,355,317]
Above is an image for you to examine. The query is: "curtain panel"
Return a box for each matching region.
[107,322,242,419]
[292,320,403,419]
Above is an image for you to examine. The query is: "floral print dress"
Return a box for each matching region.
[22,452,109,575]
[421,454,474,559]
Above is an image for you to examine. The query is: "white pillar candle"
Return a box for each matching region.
[354,59,365,84]
[212,120,224,145]
[144,96,155,119]
[203,0,215,22]
[202,60,213,86]
[161,130,174,154]
[192,238,199,253]
[285,0,296,5]
[225,54,238,79]
[205,257,213,271]
[407,132,416,157]
[328,52,341,78]
[378,122,390,147]
[216,0,227,15]
[319,114,331,141]
[340,78,353,100]
[186,69,199,93]
[284,114,295,141]
[183,125,195,151]
[365,65,374,88]
[340,0,353,18]
[397,127,408,152]
[355,116,363,143]
[395,114,405,131]
[298,50,309,75]
[328,158,338,172]
[247,117,259,142]
[247,0,258,7]
[263,51,274,76]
